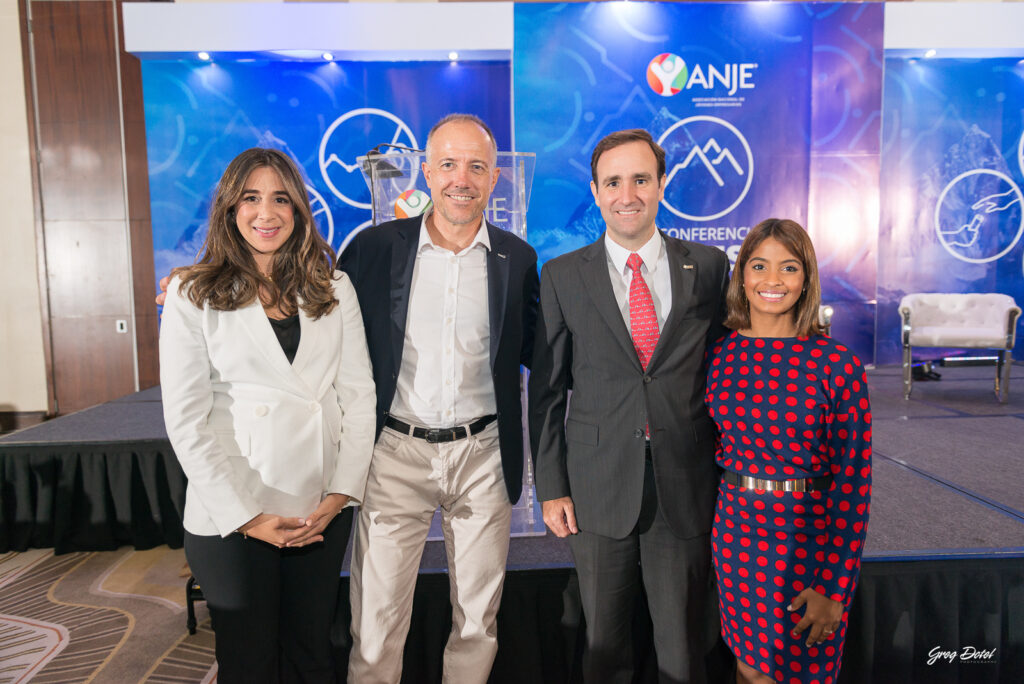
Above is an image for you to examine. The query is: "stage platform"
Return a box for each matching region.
[2,364,1023,682]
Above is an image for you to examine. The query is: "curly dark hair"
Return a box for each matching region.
[172,148,337,319]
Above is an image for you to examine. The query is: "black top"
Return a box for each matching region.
[268,314,300,364]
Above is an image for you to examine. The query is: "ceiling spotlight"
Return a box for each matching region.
[198,52,211,61]
[448,51,459,62]
[322,52,335,62]
[924,49,936,58]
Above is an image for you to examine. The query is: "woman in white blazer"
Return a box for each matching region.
[160,148,376,683]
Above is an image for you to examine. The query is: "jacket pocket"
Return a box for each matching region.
[566,419,598,447]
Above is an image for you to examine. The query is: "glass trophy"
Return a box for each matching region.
[357,151,544,539]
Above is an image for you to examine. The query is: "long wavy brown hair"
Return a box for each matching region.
[173,148,337,319]
[724,218,824,337]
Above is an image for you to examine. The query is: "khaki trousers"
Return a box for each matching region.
[348,422,511,684]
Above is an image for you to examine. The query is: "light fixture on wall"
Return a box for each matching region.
[198,52,211,61]
[322,52,335,62]
[448,51,459,63]
[924,49,937,58]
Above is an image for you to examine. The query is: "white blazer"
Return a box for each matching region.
[160,272,376,537]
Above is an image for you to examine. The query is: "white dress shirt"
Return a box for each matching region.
[604,230,672,331]
[389,214,496,428]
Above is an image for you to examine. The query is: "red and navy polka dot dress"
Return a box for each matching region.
[705,331,872,683]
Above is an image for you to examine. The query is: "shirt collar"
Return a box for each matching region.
[417,210,491,255]
[604,229,663,275]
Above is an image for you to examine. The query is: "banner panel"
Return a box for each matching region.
[514,2,882,361]
[141,59,510,286]
[878,57,1024,363]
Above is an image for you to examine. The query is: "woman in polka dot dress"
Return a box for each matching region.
[705,219,871,684]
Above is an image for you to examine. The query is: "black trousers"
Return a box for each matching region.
[185,508,353,684]
[568,458,717,684]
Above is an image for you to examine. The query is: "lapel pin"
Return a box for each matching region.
[682,264,695,270]
[497,252,507,259]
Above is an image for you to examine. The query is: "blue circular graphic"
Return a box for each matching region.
[934,169,1023,263]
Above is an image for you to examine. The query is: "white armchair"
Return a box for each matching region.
[899,293,1021,402]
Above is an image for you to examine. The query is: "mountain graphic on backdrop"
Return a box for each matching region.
[668,138,744,187]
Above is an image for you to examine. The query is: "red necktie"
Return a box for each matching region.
[627,253,659,370]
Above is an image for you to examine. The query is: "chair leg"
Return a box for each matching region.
[996,349,1011,403]
[186,575,198,635]
[902,344,913,399]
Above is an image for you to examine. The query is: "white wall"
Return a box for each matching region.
[885,2,1024,51]
[123,2,514,57]
[0,0,48,413]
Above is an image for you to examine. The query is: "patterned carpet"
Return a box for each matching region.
[0,547,216,683]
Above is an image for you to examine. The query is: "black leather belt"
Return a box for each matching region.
[721,470,833,493]
[384,414,497,444]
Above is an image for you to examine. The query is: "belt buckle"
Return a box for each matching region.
[424,429,444,444]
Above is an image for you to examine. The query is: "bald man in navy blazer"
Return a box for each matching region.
[338,114,538,684]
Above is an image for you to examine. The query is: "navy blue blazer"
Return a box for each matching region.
[337,216,539,504]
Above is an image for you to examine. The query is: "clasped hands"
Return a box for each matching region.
[237,493,349,548]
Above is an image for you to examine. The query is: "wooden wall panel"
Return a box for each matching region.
[37,119,126,221]
[26,0,141,412]
[130,218,159,389]
[117,1,159,390]
[122,93,152,223]
[49,316,136,413]
[29,2,119,127]
[43,220,131,318]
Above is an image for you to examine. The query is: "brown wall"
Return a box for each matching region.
[21,0,157,415]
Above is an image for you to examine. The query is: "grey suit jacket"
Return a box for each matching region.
[529,232,729,539]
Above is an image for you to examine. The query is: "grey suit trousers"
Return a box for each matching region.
[569,458,715,684]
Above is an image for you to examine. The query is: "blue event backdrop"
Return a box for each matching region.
[514,2,883,362]
[140,58,510,287]
[878,57,1024,363]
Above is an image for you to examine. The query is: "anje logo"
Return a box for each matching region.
[646,53,757,98]
[395,189,431,219]
[647,53,688,97]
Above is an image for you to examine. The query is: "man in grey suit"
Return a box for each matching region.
[529,129,729,683]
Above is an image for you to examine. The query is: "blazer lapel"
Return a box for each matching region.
[486,223,510,371]
[236,297,300,389]
[580,237,642,371]
[290,300,321,395]
[649,235,696,368]
[390,221,419,370]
